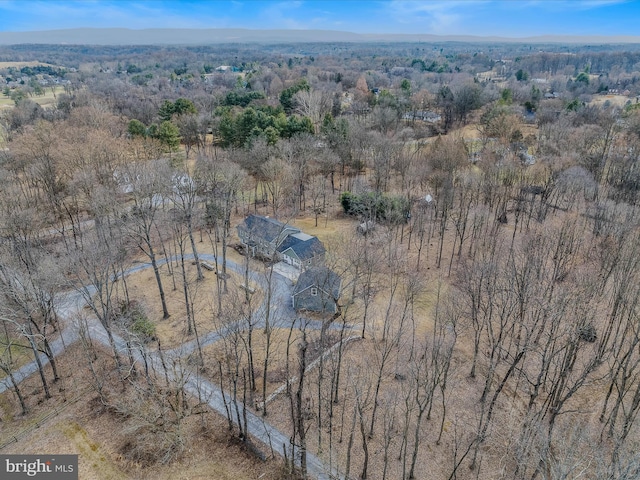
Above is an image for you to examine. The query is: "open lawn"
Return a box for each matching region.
[0,86,65,110]
[450,120,538,142]
[123,255,262,350]
[288,210,356,245]
[590,93,633,107]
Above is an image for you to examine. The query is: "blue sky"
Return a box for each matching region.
[0,0,638,37]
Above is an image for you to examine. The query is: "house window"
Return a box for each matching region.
[311,287,318,296]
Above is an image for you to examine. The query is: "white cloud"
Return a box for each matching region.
[576,0,629,6]
[0,0,33,13]
[519,0,628,10]
[260,1,308,30]
[0,0,234,30]
[385,0,484,34]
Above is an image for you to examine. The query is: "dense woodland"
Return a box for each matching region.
[2,41,640,479]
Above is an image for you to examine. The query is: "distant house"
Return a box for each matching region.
[357,220,376,236]
[113,168,138,194]
[402,110,442,123]
[171,173,195,192]
[475,71,506,83]
[292,266,342,314]
[236,215,325,269]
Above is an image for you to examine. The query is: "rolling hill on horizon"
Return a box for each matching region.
[1,27,639,46]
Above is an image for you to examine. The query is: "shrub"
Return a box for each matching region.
[340,191,409,224]
[131,316,156,341]
[117,300,156,342]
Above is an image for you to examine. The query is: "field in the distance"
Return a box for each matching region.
[0,86,64,110]
[590,93,633,107]
[0,61,65,109]
[0,61,60,69]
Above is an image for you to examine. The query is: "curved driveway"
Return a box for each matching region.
[0,253,343,480]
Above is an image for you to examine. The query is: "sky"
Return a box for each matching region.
[0,0,638,38]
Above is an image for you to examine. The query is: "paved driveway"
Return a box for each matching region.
[0,252,343,480]
[272,261,301,282]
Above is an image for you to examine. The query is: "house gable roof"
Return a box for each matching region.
[238,215,300,244]
[277,234,325,261]
[293,266,341,299]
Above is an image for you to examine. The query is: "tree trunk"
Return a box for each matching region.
[149,246,170,319]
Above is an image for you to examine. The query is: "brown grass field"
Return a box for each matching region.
[0,86,65,110]
[0,344,283,480]
[123,253,263,350]
[589,93,633,107]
